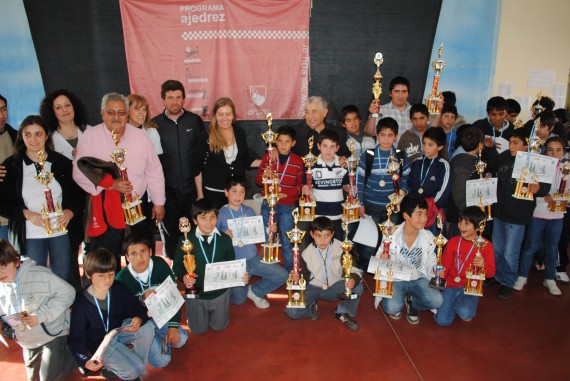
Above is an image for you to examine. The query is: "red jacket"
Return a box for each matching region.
[442,235,496,288]
[256,152,303,205]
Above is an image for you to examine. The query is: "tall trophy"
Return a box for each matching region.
[110,129,145,225]
[342,141,361,223]
[261,113,278,198]
[387,152,404,212]
[429,214,448,290]
[261,171,281,264]
[512,167,537,201]
[179,217,198,298]
[286,208,307,308]
[464,220,487,297]
[35,150,67,236]
[425,44,446,115]
[373,203,397,298]
[475,147,493,220]
[548,161,570,212]
[371,52,384,118]
[338,219,357,300]
[299,136,317,221]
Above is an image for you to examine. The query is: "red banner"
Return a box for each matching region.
[120,0,310,120]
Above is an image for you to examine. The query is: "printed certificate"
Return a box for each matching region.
[144,277,185,329]
[512,151,558,184]
[203,259,247,292]
[466,178,498,207]
[227,216,265,246]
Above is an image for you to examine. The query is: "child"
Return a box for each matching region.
[514,136,567,295]
[69,248,154,380]
[473,96,514,156]
[284,216,363,331]
[440,104,458,157]
[255,125,304,271]
[0,240,76,381]
[217,176,288,309]
[532,111,556,154]
[491,129,550,300]
[115,234,188,368]
[380,194,442,324]
[355,117,410,268]
[301,129,349,239]
[408,127,451,233]
[506,98,521,124]
[434,207,495,326]
[340,105,376,156]
[398,103,430,163]
[172,198,246,334]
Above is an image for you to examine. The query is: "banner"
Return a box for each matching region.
[120,0,310,120]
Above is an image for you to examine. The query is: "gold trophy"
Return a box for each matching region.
[425,44,446,115]
[35,150,67,236]
[548,161,570,212]
[464,220,487,297]
[387,152,404,212]
[299,136,317,221]
[338,219,357,300]
[429,214,448,290]
[373,203,397,298]
[261,170,281,264]
[179,217,198,298]
[371,52,384,118]
[110,129,145,225]
[512,167,537,201]
[342,141,361,223]
[261,112,278,197]
[475,147,493,220]
[286,208,307,308]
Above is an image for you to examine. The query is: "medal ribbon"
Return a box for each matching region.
[12,269,23,314]
[228,206,245,245]
[455,237,476,277]
[376,146,393,185]
[317,245,331,288]
[135,265,153,294]
[419,157,435,189]
[277,155,291,185]
[91,287,110,333]
[198,233,217,264]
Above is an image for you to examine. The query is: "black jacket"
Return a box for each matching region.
[291,122,350,158]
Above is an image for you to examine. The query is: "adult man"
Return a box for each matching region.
[73,93,165,270]
[364,76,412,141]
[0,95,18,239]
[291,96,349,158]
[152,80,207,259]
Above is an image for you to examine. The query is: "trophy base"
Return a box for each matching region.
[125,216,147,226]
[286,304,306,309]
[512,194,534,201]
[45,230,67,238]
[337,292,358,300]
[464,291,483,297]
[260,259,280,265]
[429,278,446,290]
[184,293,199,299]
[372,292,392,299]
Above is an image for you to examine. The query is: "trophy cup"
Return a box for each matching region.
[371,52,384,118]
[548,161,570,213]
[179,217,198,298]
[261,113,278,197]
[464,220,487,297]
[342,141,361,223]
[373,204,397,298]
[286,208,307,308]
[512,167,536,201]
[475,147,493,220]
[110,130,146,225]
[425,44,446,115]
[35,150,67,236]
[387,152,404,212]
[338,219,357,300]
[261,171,281,264]
[429,214,448,290]
[299,136,317,221]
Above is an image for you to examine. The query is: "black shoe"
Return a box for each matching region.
[310,303,319,321]
[484,278,500,288]
[100,369,119,379]
[335,312,359,331]
[405,295,420,324]
[497,285,513,300]
[1,321,13,340]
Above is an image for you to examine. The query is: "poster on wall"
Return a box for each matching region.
[120,0,311,120]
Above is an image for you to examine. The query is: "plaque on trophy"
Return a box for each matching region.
[35,150,67,237]
[342,141,361,223]
[299,136,317,222]
[425,44,446,115]
[371,52,384,118]
[548,161,570,213]
[286,208,307,308]
[464,220,487,297]
[110,129,146,225]
[429,214,448,290]
[179,217,198,298]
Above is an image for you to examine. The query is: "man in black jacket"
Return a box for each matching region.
[0,94,18,240]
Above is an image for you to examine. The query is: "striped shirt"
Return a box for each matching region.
[309,156,349,220]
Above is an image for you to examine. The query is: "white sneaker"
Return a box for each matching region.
[513,276,527,291]
[247,286,270,308]
[543,280,562,296]
[555,272,570,284]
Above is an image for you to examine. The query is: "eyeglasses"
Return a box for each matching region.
[104,110,127,117]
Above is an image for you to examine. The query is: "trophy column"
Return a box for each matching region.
[286,208,306,308]
[179,217,198,298]
[35,150,67,236]
[338,219,358,300]
[425,44,446,115]
[387,152,404,211]
[465,221,487,297]
[548,161,570,213]
[429,214,448,290]
[299,137,317,222]
[371,52,384,118]
[373,203,397,298]
[475,147,493,220]
[342,141,361,223]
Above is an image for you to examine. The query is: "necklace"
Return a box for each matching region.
[90,286,111,333]
[228,206,245,247]
[376,146,393,187]
[198,233,217,264]
[454,237,476,283]
[317,245,331,290]
[418,157,435,194]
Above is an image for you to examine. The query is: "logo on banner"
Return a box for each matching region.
[187,90,207,99]
[184,46,201,64]
[250,85,267,106]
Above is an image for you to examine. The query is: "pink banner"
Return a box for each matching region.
[120,0,310,120]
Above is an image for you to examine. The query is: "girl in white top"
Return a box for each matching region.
[127,94,163,155]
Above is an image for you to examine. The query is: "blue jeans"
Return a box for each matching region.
[148,320,188,368]
[261,202,295,271]
[284,280,364,319]
[434,287,479,326]
[519,217,563,280]
[492,218,525,288]
[0,225,8,240]
[26,234,70,281]
[231,255,289,304]
[101,318,154,380]
[381,278,443,316]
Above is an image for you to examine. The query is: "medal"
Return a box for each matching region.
[322,284,328,290]
[17,324,26,332]
[418,188,424,194]
[379,179,386,187]
[454,276,461,283]
[238,240,244,248]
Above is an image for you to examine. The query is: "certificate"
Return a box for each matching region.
[203,259,247,292]
[512,151,558,184]
[485,135,509,154]
[367,256,414,281]
[227,216,265,246]
[144,277,185,329]
[466,178,498,207]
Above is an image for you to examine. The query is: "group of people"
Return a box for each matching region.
[0,75,568,380]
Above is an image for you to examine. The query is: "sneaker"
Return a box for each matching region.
[555,272,570,284]
[543,279,562,296]
[497,285,514,300]
[405,295,420,325]
[388,312,402,320]
[247,286,270,309]
[513,276,527,291]
[335,312,359,331]
[535,261,545,271]
[484,278,500,288]
[310,303,319,321]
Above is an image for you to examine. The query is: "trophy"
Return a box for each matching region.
[548,161,570,213]
[261,112,278,197]
[338,219,357,300]
[387,152,404,212]
[429,214,448,290]
[35,150,67,236]
[286,208,307,308]
[425,44,446,115]
[110,129,146,225]
[179,217,198,298]
[299,136,317,221]
[342,141,361,223]
[373,204,397,298]
[260,170,281,264]
[371,52,384,118]
[531,91,545,118]
[512,167,537,201]
[377,203,397,259]
[475,147,493,220]
[464,220,487,297]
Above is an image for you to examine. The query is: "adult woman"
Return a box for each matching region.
[199,97,260,208]
[127,94,163,155]
[39,89,88,160]
[0,115,83,282]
